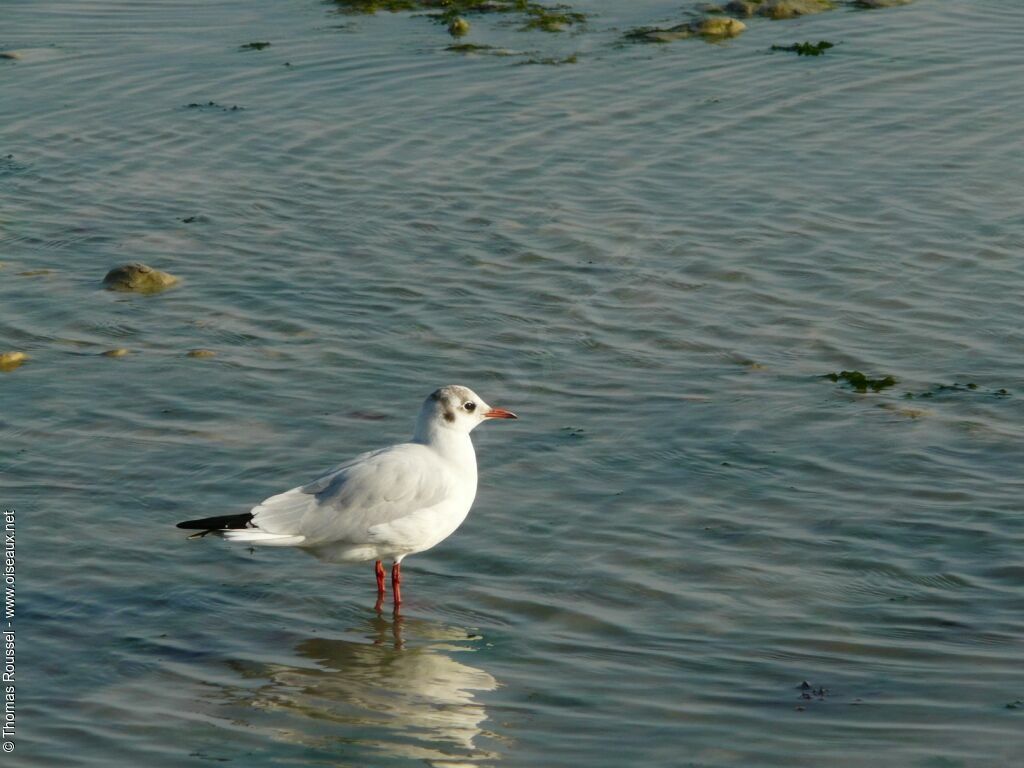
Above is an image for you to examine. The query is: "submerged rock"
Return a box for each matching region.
[724,0,760,15]
[853,0,912,7]
[759,0,834,19]
[102,263,179,293]
[448,17,471,36]
[0,352,28,371]
[627,16,745,42]
[695,17,747,37]
[187,349,216,359]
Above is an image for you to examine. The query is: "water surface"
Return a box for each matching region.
[3,1,1024,765]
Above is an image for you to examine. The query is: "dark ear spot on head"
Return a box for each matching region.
[430,390,441,402]
[443,410,455,423]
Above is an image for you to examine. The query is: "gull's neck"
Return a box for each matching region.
[412,421,478,474]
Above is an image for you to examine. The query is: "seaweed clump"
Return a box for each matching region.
[904,383,1011,400]
[771,40,834,55]
[824,370,897,393]
[332,0,585,34]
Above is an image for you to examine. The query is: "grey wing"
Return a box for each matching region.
[248,445,453,545]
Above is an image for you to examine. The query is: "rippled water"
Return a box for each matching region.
[3,0,1024,765]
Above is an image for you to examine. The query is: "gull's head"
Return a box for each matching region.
[416,384,517,437]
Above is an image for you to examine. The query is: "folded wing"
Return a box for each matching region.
[226,444,453,547]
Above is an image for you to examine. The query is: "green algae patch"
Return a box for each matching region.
[772,40,834,55]
[824,370,897,393]
[240,42,272,51]
[102,263,180,294]
[332,0,585,34]
[333,0,419,12]
[520,6,586,32]
[0,352,28,372]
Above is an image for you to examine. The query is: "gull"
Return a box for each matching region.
[177,385,517,607]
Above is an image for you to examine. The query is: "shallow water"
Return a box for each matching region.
[3,0,1024,765]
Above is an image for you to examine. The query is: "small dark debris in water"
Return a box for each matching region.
[561,426,585,438]
[795,705,805,711]
[447,43,495,53]
[518,54,578,65]
[188,751,231,763]
[185,101,244,112]
[284,61,292,66]
[349,410,391,421]
[824,370,897,393]
[240,41,271,51]
[771,40,835,56]
[904,383,1010,400]
[1006,699,1023,710]
[181,216,197,223]
[796,680,829,702]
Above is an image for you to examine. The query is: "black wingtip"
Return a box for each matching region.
[176,512,253,531]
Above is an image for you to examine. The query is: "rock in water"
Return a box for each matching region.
[758,0,834,19]
[853,0,912,7]
[724,0,759,16]
[102,263,179,293]
[695,17,747,37]
[0,352,28,371]
[448,17,470,37]
[628,16,745,42]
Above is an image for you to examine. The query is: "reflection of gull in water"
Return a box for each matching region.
[226,613,501,765]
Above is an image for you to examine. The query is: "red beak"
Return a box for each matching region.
[483,407,517,420]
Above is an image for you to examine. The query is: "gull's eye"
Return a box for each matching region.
[465,402,476,412]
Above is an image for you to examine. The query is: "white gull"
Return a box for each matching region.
[177,385,517,606]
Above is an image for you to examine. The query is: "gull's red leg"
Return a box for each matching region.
[374,560,386,612]
[391,562,402,607]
